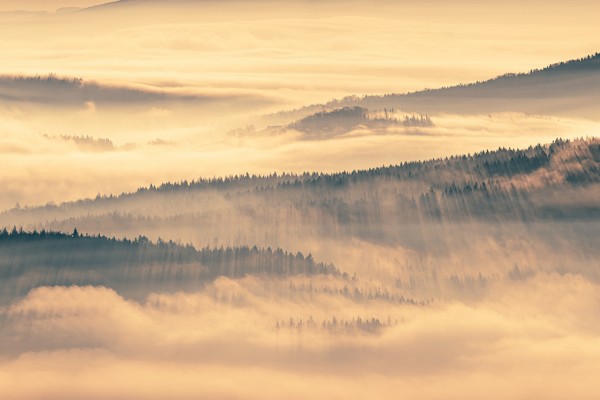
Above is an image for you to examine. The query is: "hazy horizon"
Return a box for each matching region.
[1,1,599,399]
[1,0,599,210]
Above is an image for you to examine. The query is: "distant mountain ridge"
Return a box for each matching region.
[0,74,220,105]
[273,53,600,121]
[402,53,600,96]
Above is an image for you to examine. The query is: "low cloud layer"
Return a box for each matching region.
[0,111,597,210]
[1,273,599,399]
[0,2,598,398]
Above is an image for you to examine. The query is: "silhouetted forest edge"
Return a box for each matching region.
[0,227,339,277]
[7,137,595,210]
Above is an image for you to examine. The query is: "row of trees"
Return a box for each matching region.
[0,228,338,278]
[286,280,423,305]
[288,106,434,135]
[275,315,398,334]
[14,138,593,213]
[144,138,589,190]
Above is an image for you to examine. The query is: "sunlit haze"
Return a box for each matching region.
[1,1,599,399]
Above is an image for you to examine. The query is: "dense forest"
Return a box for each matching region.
[107,138,599,193]
[0,229,337,303]
[4,137,596,222]
[1,138,598,299]
[285,106,433,137]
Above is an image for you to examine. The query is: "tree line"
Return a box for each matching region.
[0,228,338,278]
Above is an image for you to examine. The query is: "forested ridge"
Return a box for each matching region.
[265,53,600,120]
[0,228,338,303]
[0,228,336,276]
[7,137,595,207]
[141,138,597,191]
[394,52,600,97]
[1,138,598,255]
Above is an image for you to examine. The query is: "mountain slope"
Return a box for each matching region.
[3,137,597,225]
[0,229,337,303]
[279,53,600,120]
[1,138,598,290]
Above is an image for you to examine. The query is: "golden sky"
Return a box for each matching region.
[1,4,599,399]
[1,0,598,102]
[0,0,105,11]
[0,0,599,208]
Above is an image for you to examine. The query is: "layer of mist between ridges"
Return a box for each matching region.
[0,138,596,298]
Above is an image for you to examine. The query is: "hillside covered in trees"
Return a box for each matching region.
[287,107,433,138]
[4,137,597,223]
[2,2,599,398]
[0,229,337,303]
[270,53,600,120]
[1,138,598,297]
